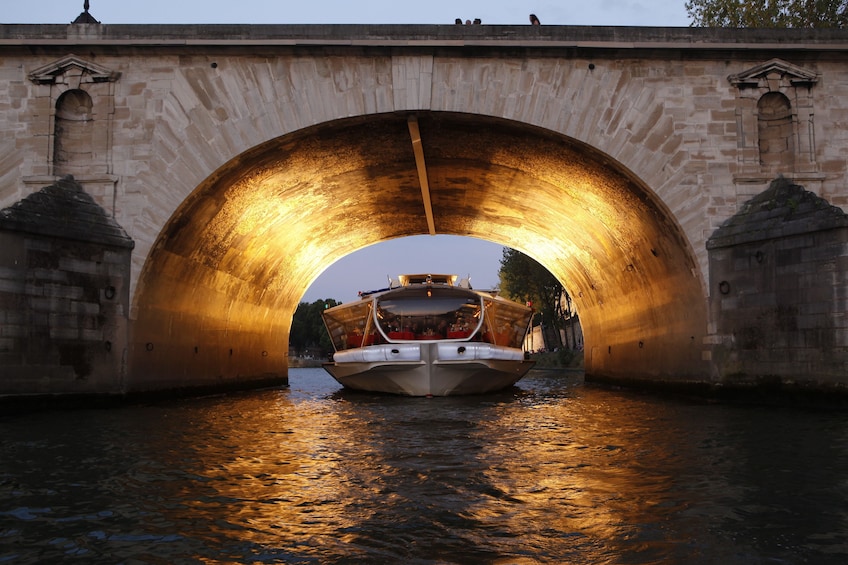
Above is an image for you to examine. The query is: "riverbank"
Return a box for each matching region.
[288,357,325,368]
[530,349,584,369]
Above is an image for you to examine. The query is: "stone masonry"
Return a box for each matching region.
[0,24,847,396]
[708,177,848,389]
[0,176,133,394]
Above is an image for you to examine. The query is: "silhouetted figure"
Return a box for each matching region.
[465,19,471,25]
[73,0,100,24]
[473,18,482,24]
[529,13,541,25]
[455,18,463,24]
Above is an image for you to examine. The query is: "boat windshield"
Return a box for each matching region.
[323,301,376,351]
[481,297,534,348]
[375,287,482,340]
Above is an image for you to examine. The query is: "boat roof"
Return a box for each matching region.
[325,273,517,314]
[397,274,458,286]
[355,273,476,299]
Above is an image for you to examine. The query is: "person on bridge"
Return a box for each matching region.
[530,14,541,25]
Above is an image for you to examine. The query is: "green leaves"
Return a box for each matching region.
[498,248,569,349]
[290,298,340,357]
[686,0,848,28]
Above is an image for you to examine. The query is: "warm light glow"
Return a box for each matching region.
[132,112,707,382]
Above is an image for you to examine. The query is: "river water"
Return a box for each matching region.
[2,368,848,564]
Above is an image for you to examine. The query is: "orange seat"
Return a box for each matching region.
[388,331,415,340]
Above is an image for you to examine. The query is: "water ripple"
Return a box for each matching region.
[1,368,847,563]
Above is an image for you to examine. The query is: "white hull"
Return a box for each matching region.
[323,342,535,396]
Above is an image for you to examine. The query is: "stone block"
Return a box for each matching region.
[43,283,85,301]
[0,324,26,338]
[796,313,830,331]
[57,257,102,275]
[835,328,848,347]
[24,239,53,253]
[799,301,836,316]
[803,242,847,263]
[741,291,776,308]
[48,327,79,340]
[80,328,103,341]
[30,296,70,313]
[70,301,100,315]
[31,270,70,285]
[0,278,24,293]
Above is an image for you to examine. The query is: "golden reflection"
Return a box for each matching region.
[158,393,385,556]
[142,376,718,561]
[465,392,685,552]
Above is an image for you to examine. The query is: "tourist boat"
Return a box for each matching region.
[321,274,535,396]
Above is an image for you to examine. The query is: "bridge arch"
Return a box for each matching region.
[129,111,709,391]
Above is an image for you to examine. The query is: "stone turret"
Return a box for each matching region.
[707,177,848,392]
[0,176,133,396]
[72,0,100,24]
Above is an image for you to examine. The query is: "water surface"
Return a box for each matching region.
[2,368,847,563]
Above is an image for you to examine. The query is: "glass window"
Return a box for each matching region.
[322,301,374,350]
[482,297,533,348]
[375,287,482,340]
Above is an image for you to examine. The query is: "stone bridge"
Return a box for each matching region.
[1,23,847,398]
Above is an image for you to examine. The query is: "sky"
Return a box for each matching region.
[5,1,691,27]
[4,1,692,304]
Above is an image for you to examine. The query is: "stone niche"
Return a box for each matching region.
[707,177,848,390]
[0,176,134,395]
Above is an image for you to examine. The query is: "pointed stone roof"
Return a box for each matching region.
[29,55,119,85]
[728,58,819,89]
[72,1,100,24]
[707,177,848,249]
[0,176,134,249]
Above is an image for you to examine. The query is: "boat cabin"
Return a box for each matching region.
[322,274,533,352]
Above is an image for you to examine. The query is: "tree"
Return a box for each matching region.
[686,0,848,28]
[498,248,573,350]
[289,298,339,357]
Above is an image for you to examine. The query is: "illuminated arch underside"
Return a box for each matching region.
[130,112,708,391]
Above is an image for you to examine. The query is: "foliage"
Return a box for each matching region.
[498,248,575,349]
[499,248,554,309]
[686,0,848,28]
[289,298,339,356]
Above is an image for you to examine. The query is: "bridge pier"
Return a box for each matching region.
[0,176,133,395]
[586,178,848,401]
[705,177,848,395]
[0,177,289,401]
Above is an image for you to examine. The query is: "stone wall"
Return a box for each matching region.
[707,177,848,389]
[0,176,133,395]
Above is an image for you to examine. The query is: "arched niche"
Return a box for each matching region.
[53,89,94,176]
[757,91,794,170]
